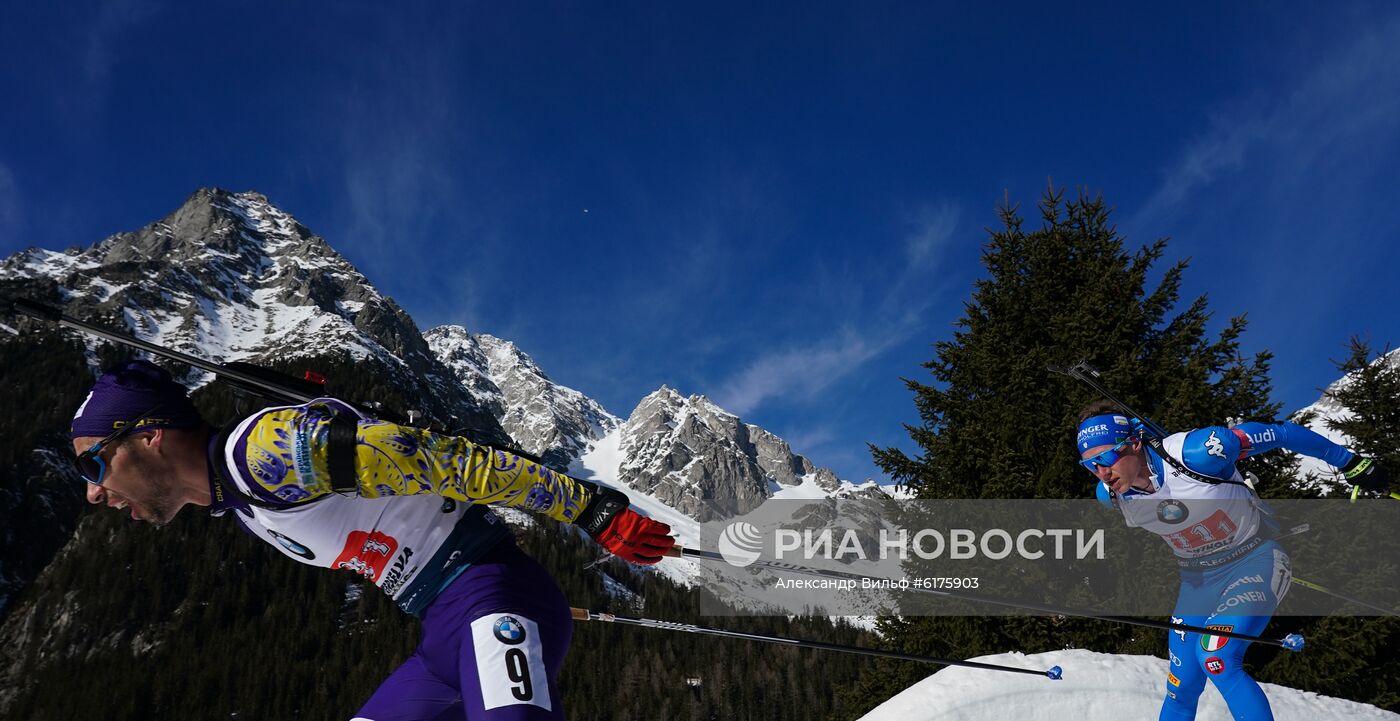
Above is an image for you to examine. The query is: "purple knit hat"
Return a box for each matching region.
[70,360,204,439]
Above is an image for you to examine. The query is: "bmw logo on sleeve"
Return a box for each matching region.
[268,530,316,560]
[493,616,527,645]
[1156,500,1189,524]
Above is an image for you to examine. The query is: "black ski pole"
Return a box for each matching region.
[666,546,1306,651]
[570,607,1064,679]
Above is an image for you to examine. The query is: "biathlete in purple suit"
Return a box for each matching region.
[70,360,675,720]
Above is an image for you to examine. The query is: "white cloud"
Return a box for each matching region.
[710,197,961,418]
[328,17,491,332]
[878,200,962,321]
[713,330,898,416]
[905,201,960,267]
[1132,14,1400,230]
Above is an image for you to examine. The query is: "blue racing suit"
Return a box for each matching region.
[1097,421,1357,721]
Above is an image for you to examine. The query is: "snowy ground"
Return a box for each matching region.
[569,429,707,587]
[858,649,1398,720]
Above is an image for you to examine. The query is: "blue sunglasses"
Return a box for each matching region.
[74,405,164,486]
[1079,437,1137,470]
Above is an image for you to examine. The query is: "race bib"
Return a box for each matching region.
[471,613,551,711]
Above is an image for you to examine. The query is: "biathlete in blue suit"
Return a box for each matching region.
[1073,399,1390,721]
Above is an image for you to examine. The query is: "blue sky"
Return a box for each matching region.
[3,2,1399,484]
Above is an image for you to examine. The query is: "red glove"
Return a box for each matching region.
[594,508,674,565]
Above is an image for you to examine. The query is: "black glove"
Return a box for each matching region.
[1341,455,1391,494]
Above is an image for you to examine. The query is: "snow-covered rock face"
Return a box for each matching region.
[7,189,382,363]
[611,386,878,522]
[422,325,507,419]
[1,187,507,444]
[425,326,619,468]
[422,325,884,522]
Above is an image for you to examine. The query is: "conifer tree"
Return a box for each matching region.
[1320,339,1400,469]
[871,186,1280,501]
[842,186,1290,718]
[1255,339,1400,711]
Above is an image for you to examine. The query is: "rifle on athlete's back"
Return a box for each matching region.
[7,296,556,465]
[9,295,402,413]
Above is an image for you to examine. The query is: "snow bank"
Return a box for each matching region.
[858,649,1396,721]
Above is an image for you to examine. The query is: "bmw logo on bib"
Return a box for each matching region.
[1156,500,1189,524]
[493,616,527,645]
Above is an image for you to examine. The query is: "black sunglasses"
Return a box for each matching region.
[74,404,165,486]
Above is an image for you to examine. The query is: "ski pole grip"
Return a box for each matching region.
[12,298,63,322]
[665,544,684,558]
[570,607,591,622]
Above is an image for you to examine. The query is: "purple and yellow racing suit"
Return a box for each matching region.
[207,398,594,720]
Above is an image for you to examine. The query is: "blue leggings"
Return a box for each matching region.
[1160,542,1291,721]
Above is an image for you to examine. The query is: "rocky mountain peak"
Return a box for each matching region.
[630,384,688,420]
[1,187,508,445]
[614,384,861,521]
[478,334,547,380]
[426,327,619,468]
[93,189,331,273]
[423,325,506,412]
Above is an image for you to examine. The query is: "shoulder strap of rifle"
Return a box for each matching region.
[1142,433,1255,490]
[325,409,359,494]
[212,406,362,508]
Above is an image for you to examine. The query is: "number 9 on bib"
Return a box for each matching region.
[471,613,551,711]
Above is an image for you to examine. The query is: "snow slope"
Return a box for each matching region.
[570,429,706,586]
[859,649,1397,720]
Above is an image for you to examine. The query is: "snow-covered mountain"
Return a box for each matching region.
[425,330,885,524]
[606,386,882,522]
[0,187,884,610]
[2,186,880,525]
[858,649,1398,720]
[426,326,620,469]
[0,187,508,443]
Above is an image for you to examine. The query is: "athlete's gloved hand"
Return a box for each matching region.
[575,486,675,564]
[594,508,674,564]
[1341,455,1391,494]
